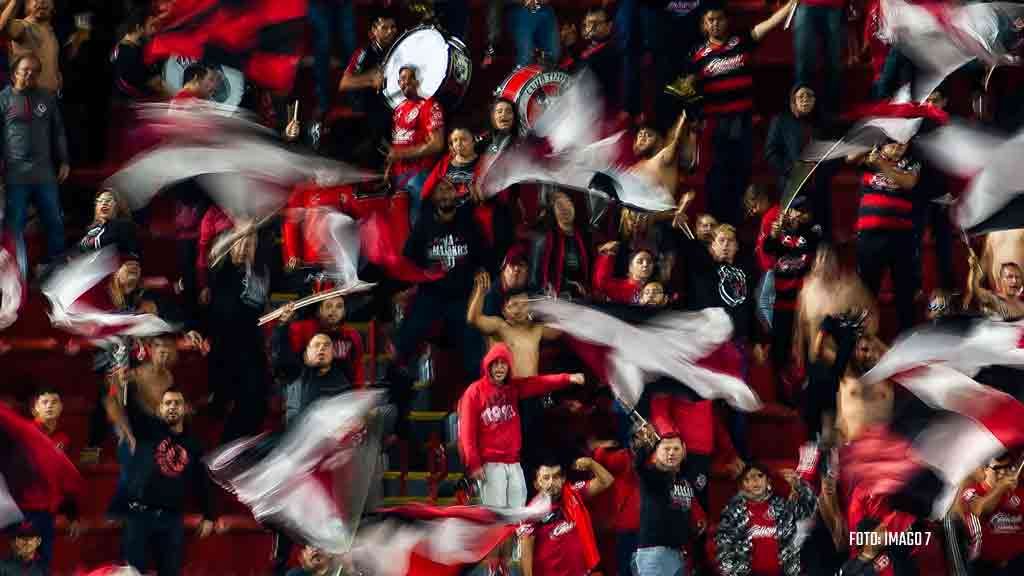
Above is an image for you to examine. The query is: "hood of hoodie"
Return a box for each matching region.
[481,343,513,386]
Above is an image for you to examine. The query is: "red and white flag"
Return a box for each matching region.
[41,247,173,339]
[0,239,22,331]
[529,299,760,411]
[207,390,385,554]
[349,500,550,576]
[880,0,1024,101]
[916,122,1024,234]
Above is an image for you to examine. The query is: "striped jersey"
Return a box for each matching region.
[691,32,756,116]
[856,157,921,232]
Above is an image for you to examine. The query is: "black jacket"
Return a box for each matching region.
[0,86,68,184]
[272,323,353,425]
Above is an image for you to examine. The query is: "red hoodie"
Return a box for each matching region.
[457,344,575,474]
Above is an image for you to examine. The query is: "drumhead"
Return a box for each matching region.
[382,26,450,109]
[163,56,245,110]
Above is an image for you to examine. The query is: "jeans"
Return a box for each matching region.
[5,181,64,277]
[393,169,430,229]
[507,5,560,66]
[122,508,185,576]
[309,0,356,114]
[614,0,658,118]
[632,546,686,576]
[793,5,844,118]
[857,230,917,332]
[19,510,55,575]
[705,113,753,226]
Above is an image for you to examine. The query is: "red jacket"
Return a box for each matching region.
[593,253,642,304]
[457,344,574,474]
[649,395,739,464]
[287,318,365,386]
[282,183,373,266]
[592,446,640,533]
[755,205,781,274]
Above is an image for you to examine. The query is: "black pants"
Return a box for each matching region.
[706,113,754,226]
[772,309,796,374]
[208,337,270,443]
[801,511,844,576]
[122,508,185,576]
[393,290,484,381]
[857,230,918,332]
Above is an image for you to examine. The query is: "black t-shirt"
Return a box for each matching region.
[682,238,754,342]
[636,446,697,549]
[446,156,479,198]
[79,218,139,258]
[578,39,622,109]
[403,203,490,298]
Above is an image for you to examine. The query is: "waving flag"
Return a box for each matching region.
[529,299,760,411]
[880,0,1024,101]
[0,403,83,529]
[206,390,385,554]
[349,501,550,576]
[916,122,1024,234]
[845,321,1024,519]
[146,0,308,92]
[0,241,22,331]
[42,247,174,339]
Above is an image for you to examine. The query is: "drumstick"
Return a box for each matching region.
[292,100,299,124]
[784,0,799,30]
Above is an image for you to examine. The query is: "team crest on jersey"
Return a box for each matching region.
[695,473,707,490]
[1010,494,1021,508]
[34,103,47,117]
[404,106,420,123]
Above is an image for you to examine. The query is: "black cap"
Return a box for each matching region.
[12,521,39,538]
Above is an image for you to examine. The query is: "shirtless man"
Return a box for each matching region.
[103,334,178,452]
[794,245,878,370]
[968,252,1024,320]
[836,334,893,442]
[467,272,560,377]
[629,110,693,202]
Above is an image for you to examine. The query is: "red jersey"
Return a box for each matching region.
[35,421,70,454]
[747,499,782,576]
[856,157,920,232]
[456,344,574,473]
[391,97,444,176]
[692,32,757,116]
[962,481,1024,564]
[592,447,641,533]
[521,507,589,576]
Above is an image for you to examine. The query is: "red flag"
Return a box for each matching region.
[147,0,307,92]
[0,403,83,524]
[843,101,950,125]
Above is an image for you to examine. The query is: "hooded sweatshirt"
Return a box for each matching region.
[457,344,575,474]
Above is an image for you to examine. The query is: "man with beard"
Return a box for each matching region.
[836,332,892,443]
[273,332,354,425]
[275,292,365,389]
[104,334,181,455]
[969,256,1024,321]
[577,6,625,114]
[388,65,445,227]
[339,10,398,167]
[518,456,613,576]
[112,388,214,576]
[2,0,60,93]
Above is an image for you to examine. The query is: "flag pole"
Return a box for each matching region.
[785,137,845,213]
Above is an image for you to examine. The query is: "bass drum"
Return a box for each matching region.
[493,65,569,136]
[163,56,245,111]
[382,25,472,110]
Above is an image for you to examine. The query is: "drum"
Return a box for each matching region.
[493,64,570,136]
[163,56,245,111]
[381,26,472,110]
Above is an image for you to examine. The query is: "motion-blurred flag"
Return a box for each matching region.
[0,403,82,529]
[529,299,760,412]
[349,501,550,576]
[146,0,308,93]
[42,247,174,339]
